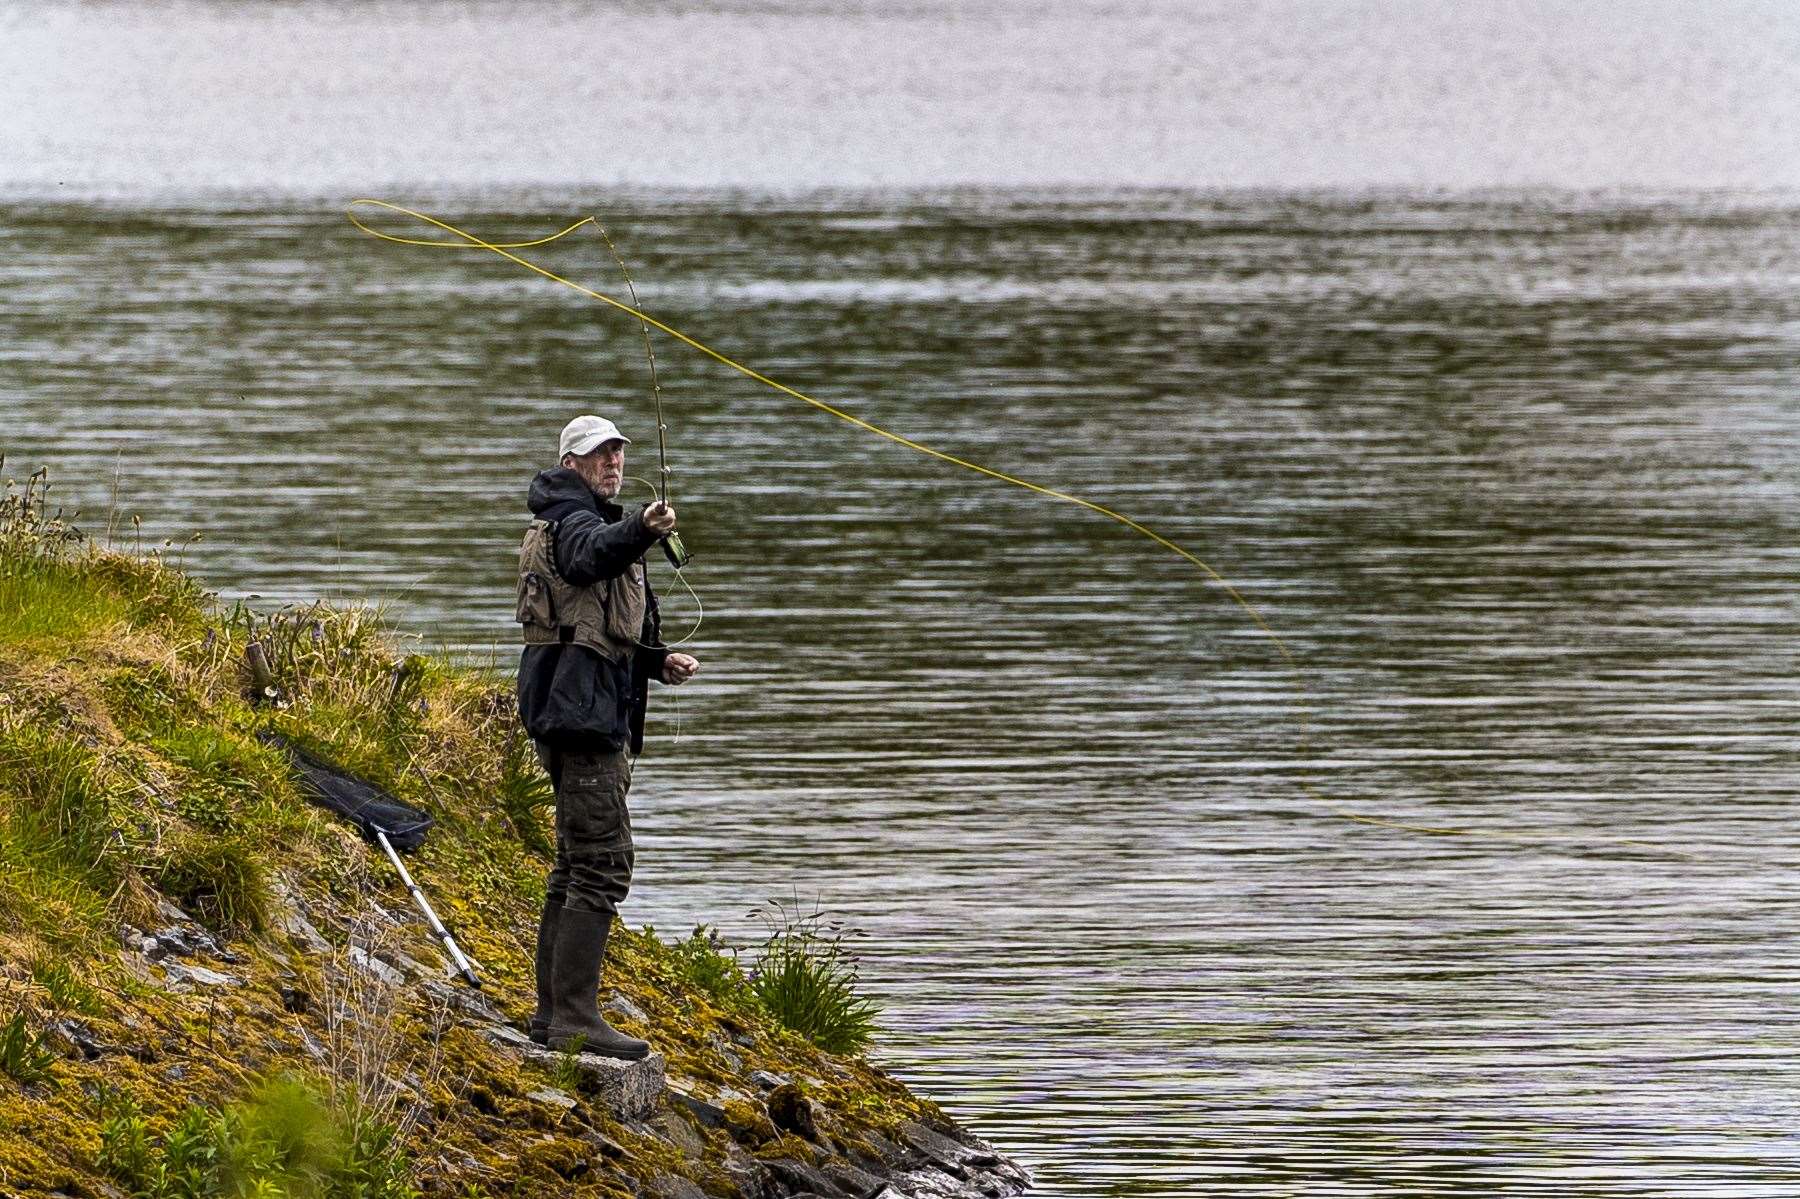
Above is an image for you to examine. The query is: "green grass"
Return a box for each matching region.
[31,958,102,1016]
[0,1007,56,1085]
[155,832,273,934]
[495,725,555,855]
[0,719,120,893]
[97,1074,418,1199]
[663,924,757,1012]
[0,563,136,646]
[0,467,207,649]
[747,898,881,1055]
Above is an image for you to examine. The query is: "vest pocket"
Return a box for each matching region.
[516,571,555,627]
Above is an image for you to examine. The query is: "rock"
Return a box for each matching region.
[477,1025,665,1121]
[654,1108,709,1159]
[898,1122,997,1172]
[347,946,406,987]
[704,1030,744,1069]
[149,926,197,958]
[423,979,504,1023]
[821,1158,887,1197]
[527,1088,578,1110]
[387,948,445,981]
[158,962,240,989]
[481,1024,538,1052]
[578,1129,627,1159]
[888,1122,1029,1198]
[852,1185,914,1199]
[857,1130,908,1167]
[767,1082,818,1141]
[760,1156,848,1197]
[281,910,332,954]
[269,877,334,953]
[278,985,311,1014]
[603,993,648,1024]
[572,1050,665,1122]
[44,1019,105,1060]
[751,1069,789,1091]
[666,1083,728,1130]
[718,1143,766,1199]
[646,1172,710,1199]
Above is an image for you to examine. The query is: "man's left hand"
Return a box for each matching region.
[661,653,700,685]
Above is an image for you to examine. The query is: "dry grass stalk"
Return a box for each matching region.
[319,913,450,1142]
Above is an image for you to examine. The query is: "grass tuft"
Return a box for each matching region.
[748,897,881,1055]
[0,1005,56,1085]
[495,724,555,855]
[155,832,272,934]
[0,467,207,649]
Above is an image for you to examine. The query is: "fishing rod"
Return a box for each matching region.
[589,219,690,570]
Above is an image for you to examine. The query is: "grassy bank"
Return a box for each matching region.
[0,466,961,1199]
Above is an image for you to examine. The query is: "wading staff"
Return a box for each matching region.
[374,829,482,989]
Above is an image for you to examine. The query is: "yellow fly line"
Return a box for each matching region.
[347,198,1688,860]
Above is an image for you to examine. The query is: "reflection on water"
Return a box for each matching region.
[3,191,1799,1194]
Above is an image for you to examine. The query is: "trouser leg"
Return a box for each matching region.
[539,746,647,1058]
[552,748,636,916]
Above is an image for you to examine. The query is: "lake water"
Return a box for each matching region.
[5,188,1799,1197]
[6,1,1800,1194]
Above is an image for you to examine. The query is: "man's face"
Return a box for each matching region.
[568,439,626,498]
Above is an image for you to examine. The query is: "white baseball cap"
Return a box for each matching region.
[559,415,631,458]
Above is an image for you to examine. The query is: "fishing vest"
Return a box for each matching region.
[516,519,646,664]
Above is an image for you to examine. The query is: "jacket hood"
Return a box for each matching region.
[528,468,604,518]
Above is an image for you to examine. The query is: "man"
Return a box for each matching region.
[516,414,701,1058]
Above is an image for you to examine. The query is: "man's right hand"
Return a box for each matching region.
[643,501,677,535]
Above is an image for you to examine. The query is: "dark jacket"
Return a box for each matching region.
[516,468,670,754]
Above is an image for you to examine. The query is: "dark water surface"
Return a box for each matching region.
[3,191,1799,1195]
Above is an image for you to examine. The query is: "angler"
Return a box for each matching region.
[516,414,701,1058]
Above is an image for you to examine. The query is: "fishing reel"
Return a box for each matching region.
[662,529,692,570]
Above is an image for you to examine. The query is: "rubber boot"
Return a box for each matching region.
[544,906,650,1060]
[528,897,562,1045]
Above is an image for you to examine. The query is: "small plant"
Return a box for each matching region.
[0,1005,56,1085]
[667,923,755,1011]
[96,1073,419,1199]
[96,1084,154,1182]
[550,1041,586,1091]
[748,896,880,1055]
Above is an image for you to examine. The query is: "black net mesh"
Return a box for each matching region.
[264,733,434,853]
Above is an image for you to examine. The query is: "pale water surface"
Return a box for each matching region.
[3,189,1799,1195]
[3,0,1799,191]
